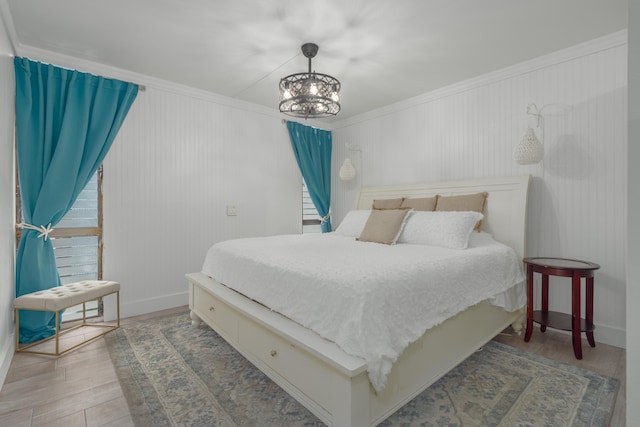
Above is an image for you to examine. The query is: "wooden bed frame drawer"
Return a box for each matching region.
[193,285,238,338]
[237,316,334,412]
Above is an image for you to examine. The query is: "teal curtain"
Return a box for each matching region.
[286,121,332,232]
[14,57,138,343]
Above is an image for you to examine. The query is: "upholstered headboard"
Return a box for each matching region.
[355,175,531,260]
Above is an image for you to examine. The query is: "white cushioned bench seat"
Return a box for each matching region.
[14,280,120,312]
[14,280,120,356]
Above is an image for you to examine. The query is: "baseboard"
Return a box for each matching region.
[549,322,626,349]
[116,291,189,320]
[0,331,15,390]
[593,322,626,349]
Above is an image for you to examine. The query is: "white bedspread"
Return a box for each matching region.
[201,232,525,392]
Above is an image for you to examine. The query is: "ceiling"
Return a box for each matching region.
[1,0,628,122]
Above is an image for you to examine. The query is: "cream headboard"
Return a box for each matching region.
[355,175,531,260]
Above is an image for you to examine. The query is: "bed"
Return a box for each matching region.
[186,174,530,426]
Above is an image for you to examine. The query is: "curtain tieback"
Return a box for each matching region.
[18,223,55,240]
[320,214,330,224]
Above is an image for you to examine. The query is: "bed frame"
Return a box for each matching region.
[187,174,530,426]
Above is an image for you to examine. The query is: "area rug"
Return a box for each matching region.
[105,311,618,426]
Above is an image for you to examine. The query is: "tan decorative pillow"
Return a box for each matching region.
[401,196,437,211]
[372,198,404,209]
[357,208,412,245]
[435,192,488,231]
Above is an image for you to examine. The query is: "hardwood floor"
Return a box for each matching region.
[0,307,626,426]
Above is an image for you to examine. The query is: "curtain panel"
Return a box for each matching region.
[14,57,138,343]
[286,121,332,232]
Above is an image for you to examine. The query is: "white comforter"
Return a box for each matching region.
[201,232,525,392]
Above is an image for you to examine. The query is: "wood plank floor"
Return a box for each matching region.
[0,307,626,426]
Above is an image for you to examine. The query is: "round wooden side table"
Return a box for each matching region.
[523,257,600,359]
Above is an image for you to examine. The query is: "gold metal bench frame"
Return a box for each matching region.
[15,290,120,356]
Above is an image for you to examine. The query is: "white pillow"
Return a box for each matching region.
[397,211,484,249]
[334,210,372,237]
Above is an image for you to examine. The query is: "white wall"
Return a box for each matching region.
[0,14,14,387]
[331,32,628,349]
[102,87,302,317]
[627,0,639,424]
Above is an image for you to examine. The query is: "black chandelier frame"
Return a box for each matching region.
[279,43,341,119]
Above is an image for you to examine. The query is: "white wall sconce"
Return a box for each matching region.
[514,103,545,165]
[339,158,356,181]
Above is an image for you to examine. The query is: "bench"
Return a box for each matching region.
[14,280,120,356]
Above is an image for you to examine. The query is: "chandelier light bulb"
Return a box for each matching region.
[309,82,318,95]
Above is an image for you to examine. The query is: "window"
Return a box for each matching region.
[16,167,103,321]
[302,179,322,233]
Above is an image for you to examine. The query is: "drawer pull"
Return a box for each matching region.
[270,350,277,357]
[209,306,215,311]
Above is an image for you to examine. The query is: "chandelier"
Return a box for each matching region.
[279,43,341,119]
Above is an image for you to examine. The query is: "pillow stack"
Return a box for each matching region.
[334,192,489,248]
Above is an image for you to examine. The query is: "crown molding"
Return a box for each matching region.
[7,25,627,132]
[14,43,287,120]
[328,30,628,131]
[13,43,335,129]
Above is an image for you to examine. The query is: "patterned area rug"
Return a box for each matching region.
[105,311,618,426]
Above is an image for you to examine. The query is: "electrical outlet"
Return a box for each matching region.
[226,205,237,216]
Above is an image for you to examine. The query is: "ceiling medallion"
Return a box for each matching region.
[279,43,341,119]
